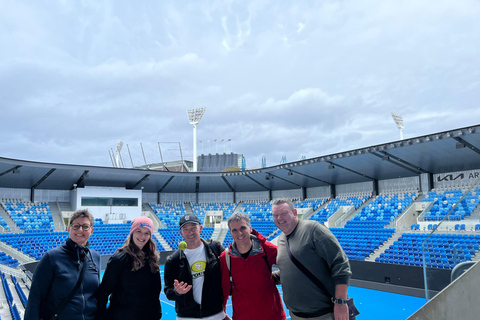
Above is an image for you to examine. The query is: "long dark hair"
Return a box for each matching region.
[119,233,159,273]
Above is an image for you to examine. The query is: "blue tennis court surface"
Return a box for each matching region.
[102,268,426,320]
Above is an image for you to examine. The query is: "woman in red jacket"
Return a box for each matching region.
[220,213,286,320]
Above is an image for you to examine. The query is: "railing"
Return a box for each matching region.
[0,264,28,280]
[334,206,355,227]
[11,275,27,308]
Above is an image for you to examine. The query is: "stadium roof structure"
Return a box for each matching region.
[1,124,480,195]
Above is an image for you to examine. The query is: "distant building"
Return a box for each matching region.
[197,153,243,172]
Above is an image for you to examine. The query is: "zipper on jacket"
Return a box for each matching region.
[81,262,86,320]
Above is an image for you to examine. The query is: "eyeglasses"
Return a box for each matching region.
[70,224,91,231]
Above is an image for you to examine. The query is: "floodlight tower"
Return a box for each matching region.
[391,112,404,140]
[187,107,206,172]
[115,140,124,168]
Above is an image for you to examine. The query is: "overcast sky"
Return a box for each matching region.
[1,0,479,169]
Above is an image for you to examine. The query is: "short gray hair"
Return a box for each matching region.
[272,198,295,211]
[227,212,251,230]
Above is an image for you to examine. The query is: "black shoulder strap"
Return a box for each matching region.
[285,237,330,297]
[225,243,271,275]
[51,255,87,319]
[208,240,222,258]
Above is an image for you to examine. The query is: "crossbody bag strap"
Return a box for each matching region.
[225,244,271,274]
[51,255,88,319]
[285,237,331,298]
[225,247,231,274]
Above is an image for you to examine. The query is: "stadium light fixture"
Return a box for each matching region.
[187,107,206,172]
[391,112,404,140]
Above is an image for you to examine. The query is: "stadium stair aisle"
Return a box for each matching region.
[293,198,329,221]
[367,231,404,261]
[217,226,229,245]
[143,203,167,228]
[149,203,188,228]
[0,204,18,232]
[48,201,67,231]
[153,229,171,251]
[336,195,375,228]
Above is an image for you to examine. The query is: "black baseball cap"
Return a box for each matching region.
[179,214,201,228]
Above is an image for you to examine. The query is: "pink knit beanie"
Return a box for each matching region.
[130,216,154,236]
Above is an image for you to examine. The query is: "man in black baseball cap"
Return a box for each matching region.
[164,213,230,320]
[179,213,201,229]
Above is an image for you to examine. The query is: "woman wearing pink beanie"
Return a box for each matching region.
[96,216,162,320]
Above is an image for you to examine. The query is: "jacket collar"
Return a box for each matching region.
[229,234,263,257]
[65,238,90,259]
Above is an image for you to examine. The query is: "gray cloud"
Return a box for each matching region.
[1,0,479,169]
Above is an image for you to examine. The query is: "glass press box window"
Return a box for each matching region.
[81,197,138,207]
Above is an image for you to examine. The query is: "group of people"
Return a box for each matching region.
[25,210,162,320]
[25,198,353,320]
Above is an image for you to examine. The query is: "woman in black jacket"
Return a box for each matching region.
[96,216,162,320]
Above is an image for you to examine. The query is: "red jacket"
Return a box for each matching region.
[220,229,286,320]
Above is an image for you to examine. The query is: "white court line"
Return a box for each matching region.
[160,293,176,307]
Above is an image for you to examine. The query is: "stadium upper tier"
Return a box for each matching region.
[422,188,480,221]
[1,200,54,232]
[346,192,416,228]
[311,196,369,223]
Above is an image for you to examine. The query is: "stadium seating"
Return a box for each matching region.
[240,202,278,240]
[377,233,480,269]
[149,203,188,228]
[0,252,19,268]
[0,223,164,260]
[332,227,396,261]
[11,275,27,308]
[191,203,236,221]
[311,195,370,223]
[1,200,54,232]
[422,188,480,221]
[0,215,10,231]
[347,192,416,228]
[0,193,476,273]
[294,198,328,211]
[222,232,234,248]
[1,271,22,320]
[320,192,415,261]
[158,227,214,250]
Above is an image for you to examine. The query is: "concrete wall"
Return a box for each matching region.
[272,188,302,200]
[71,186,142,221]
[407,261,480,320]
[306,186,331,198]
